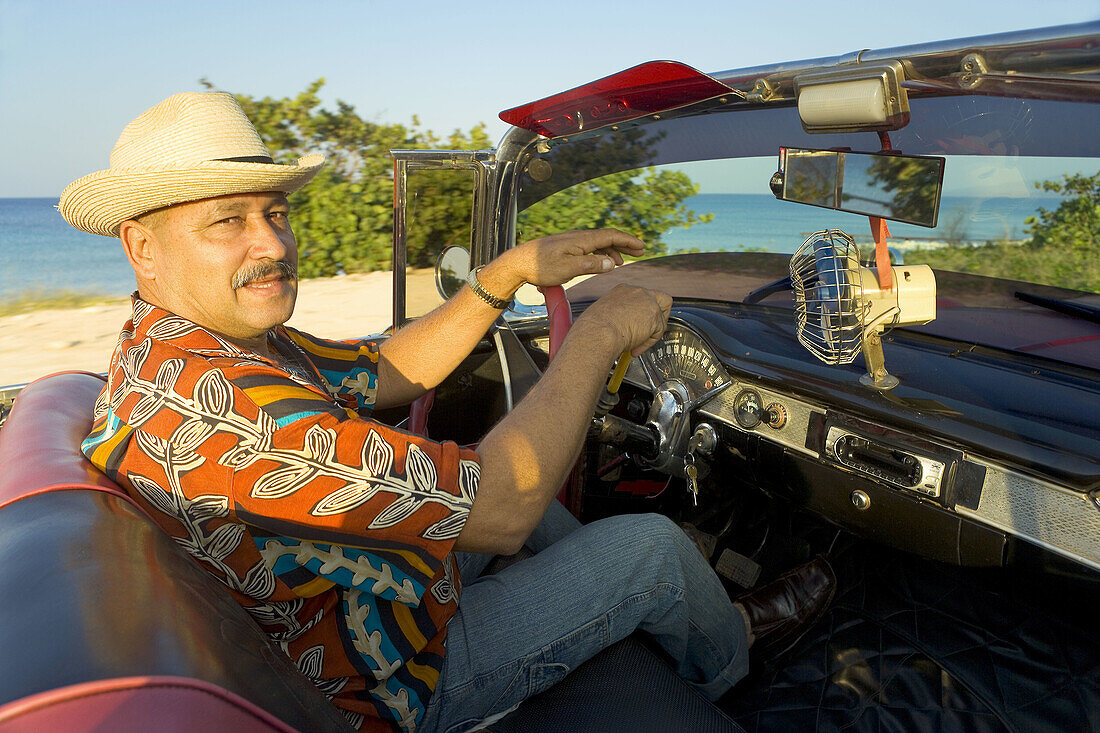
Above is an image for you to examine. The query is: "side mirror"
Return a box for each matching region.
[435,245,471,299]
[434,245,546,323]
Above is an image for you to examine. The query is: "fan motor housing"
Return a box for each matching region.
[859,265,937,327]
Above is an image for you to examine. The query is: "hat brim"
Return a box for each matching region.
[59,153,325,236]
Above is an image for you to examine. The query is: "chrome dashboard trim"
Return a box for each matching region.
[696,379,821,458]
[824,426,947,498]
[957,460,1100,573]
[624,351,1100,572]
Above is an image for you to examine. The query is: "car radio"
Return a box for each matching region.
[824,425,947,497]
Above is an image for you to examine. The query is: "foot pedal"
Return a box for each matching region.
[679,523,717,560]
[716,549,762,589]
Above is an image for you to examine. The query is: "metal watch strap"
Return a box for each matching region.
[466,266,512,309]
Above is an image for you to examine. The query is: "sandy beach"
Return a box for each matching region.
[0,270,443,387]
[0,261,760,387]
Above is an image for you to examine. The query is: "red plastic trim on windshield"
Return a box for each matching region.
[499,61,734,138]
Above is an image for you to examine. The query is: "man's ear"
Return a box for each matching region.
[118,220,158,281]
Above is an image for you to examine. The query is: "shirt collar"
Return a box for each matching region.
[129,292,271,361]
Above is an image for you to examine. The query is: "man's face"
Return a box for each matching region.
[139,191,298,345]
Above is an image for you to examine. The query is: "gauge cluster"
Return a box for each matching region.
[624,322,818,458]
[640,326,731,402]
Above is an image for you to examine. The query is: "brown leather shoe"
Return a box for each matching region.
[736,555,836,658]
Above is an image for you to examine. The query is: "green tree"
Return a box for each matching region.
[909,170,1100,292]
[205,78,489,278]
[516,131,712,254]
[518,168,711,254]
[208,80,709,274]
[1024,171,1099,252]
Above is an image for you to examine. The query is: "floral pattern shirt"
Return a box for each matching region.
[82,296,479,732]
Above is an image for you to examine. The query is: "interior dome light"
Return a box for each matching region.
[795,62,910,134]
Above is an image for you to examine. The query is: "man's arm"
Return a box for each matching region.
[452,285,672,554]
[372,229,644,410]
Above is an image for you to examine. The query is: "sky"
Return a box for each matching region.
[0,0,1096,198]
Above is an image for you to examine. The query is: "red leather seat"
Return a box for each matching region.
[0,372,741,733]
[0,373,351,733]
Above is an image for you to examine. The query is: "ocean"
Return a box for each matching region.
[661,193,1046,255]
[1,194,1049,300]
[1,198,135,299]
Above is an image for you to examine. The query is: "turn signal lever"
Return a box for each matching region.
[590,414,659,460]
[591,352,658,459]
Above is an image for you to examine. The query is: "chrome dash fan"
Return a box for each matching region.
[790,229,938,390]
[790,229,864,365]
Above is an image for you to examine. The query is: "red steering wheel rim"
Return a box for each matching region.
[538,285,583,515]
[538,284,573,359]
[410,284,580,515]
[409,285,573,436]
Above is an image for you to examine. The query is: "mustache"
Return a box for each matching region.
[232,261,298,289]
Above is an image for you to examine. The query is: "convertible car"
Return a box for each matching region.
[1,21,1097,733]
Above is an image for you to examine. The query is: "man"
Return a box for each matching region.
[60,92,835,732]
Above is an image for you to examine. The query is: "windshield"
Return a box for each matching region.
[513,94,1099,368]
[517,95,1098,291]
[521,153,1096,277]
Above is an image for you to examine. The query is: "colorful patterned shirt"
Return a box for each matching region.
[82,296,479,732]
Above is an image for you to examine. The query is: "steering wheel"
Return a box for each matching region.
[537,284,587,516]
[407,279,583,515]
[408,281,574,437]
[408,277,582,515]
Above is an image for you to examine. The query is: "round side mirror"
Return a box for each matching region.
[435,245,471,299]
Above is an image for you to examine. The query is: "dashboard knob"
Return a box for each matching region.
[850,490,871,510]
[764,402,788,429]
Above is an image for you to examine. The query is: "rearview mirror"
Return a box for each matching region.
[772,148,945,228]
[435,245,470,299]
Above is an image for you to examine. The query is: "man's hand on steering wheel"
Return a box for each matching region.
[476,228,645,297]
[578,284,673,357]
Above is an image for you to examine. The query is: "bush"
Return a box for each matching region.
[911,170,1099,293]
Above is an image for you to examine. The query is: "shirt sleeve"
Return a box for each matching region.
[280,326,384,414]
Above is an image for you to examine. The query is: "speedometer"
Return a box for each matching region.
[644,325,730,400]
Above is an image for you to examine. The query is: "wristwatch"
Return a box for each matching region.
[466,267,513,309]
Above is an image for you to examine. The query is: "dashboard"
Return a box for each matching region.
[616,318,1100,575]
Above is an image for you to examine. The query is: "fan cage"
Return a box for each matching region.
[790,229,864,364]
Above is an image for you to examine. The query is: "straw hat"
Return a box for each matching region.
[59,92,325,237]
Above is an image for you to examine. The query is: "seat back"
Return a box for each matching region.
[0,373,351,732]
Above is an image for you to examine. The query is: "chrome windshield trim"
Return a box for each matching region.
[708,22,1100,103]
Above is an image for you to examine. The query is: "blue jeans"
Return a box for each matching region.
[419,502,750,733]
